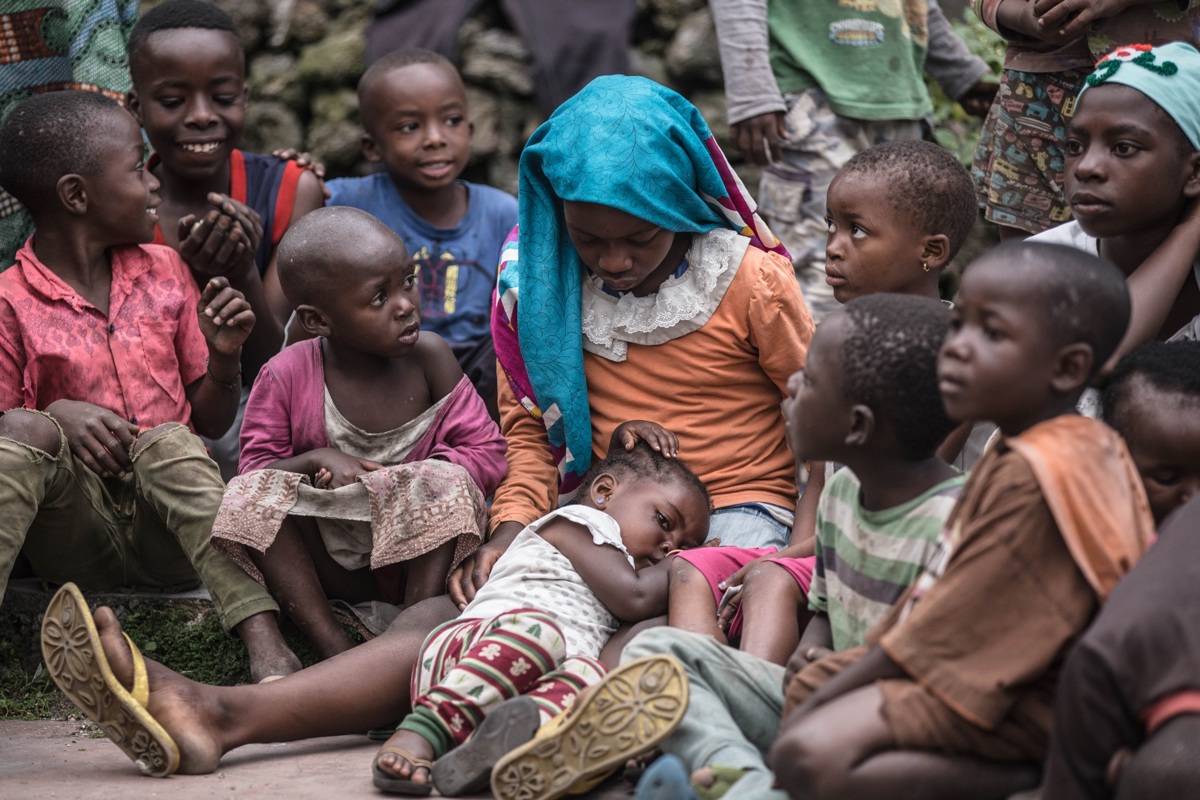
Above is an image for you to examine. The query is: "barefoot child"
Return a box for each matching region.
[1032,42,1200,360]
[1042,341,1200,800]
[0,90,299,681]
[125,0,325,476]
[210,207,506,660]
[326,49,517,419]
[372,437,711,797]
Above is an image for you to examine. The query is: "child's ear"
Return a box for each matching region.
[56,174,88,216]
[125,90,142,125]
[590,472,617,507]
[1050,342,1094,394]
[844,404,875,447]
[1183,151,1200,199]
[921,234,951,272]
[295,304,332,337]
[361,132,382,163]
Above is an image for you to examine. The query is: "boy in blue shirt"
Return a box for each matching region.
[326,50,518,419]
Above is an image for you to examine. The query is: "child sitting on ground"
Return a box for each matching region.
[1032,42,1200,360]
[624,241,1156,800]
[668,294,964,668]
[371,436,711,797]
[0,90,299,682]
[325,49,517,420]
[1040,341,1200,800]
[210,207,506,661]
[664,140,979,661]
[125,0,325,476]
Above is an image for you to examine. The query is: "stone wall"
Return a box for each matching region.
[172,0,743,195]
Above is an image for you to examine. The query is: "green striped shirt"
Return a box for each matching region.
[809,468,965,652]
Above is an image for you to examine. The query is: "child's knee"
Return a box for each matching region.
[771,722,840,799]
[129,422,196,459]
[0,409,63,457]
[742,561,801,603]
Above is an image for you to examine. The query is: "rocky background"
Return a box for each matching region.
[141,0,768,194]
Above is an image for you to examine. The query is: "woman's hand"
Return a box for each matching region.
[611,420,679,458]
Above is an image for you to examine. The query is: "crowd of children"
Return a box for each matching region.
[5,0,1200,797]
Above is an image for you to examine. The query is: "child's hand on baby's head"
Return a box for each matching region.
[198,277,255,355]
[613,420,679,458]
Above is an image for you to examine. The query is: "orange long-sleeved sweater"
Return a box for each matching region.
[490,244,814,534]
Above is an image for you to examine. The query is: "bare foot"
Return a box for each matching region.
[375,729,435,787]
[234,612,302,682]
[93,606,226,774]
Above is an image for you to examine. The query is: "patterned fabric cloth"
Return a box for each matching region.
[210,459,485,581]
[492,75,787,492]
[0,240,207,429]
[970,68,1085,235]
[809,468,965,652]
[399,609,607,758]
[0,0,138,270]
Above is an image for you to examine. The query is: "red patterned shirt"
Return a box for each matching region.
[0,239,207,430]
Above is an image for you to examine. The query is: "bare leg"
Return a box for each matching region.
[250,515,358,659]
[667,559,725,642]
[770,684,1040,800]
[737,562,812,666]
[598,616,666,669]
[232,613,302,682]
[86,593,457,773]
[402,539,457,608]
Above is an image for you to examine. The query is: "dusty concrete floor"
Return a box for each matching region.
[0,720,636,800]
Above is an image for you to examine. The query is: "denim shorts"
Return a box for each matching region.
[706,503,793,549]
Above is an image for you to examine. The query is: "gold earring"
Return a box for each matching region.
[922,261,930,272]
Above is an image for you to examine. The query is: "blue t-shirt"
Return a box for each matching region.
[326,175,518,344]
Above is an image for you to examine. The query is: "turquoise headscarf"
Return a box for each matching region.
[493,75,787,488]
[1083,42,1200,150]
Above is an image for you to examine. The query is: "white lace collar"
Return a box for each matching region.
[580,228,749,361]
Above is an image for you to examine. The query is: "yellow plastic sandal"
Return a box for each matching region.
[41,583,181,777]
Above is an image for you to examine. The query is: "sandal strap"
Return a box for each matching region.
[376,744,434,770]
[122,632,149,708]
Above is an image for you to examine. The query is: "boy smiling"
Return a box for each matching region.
[325,50,517,418]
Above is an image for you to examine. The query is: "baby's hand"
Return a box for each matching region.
[309,447,383,489]
[612,420,679,458]
[198,277,255,356]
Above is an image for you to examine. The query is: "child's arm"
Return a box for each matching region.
[778,645,907,728]
[414,334,507,494]
[709,0,787,166]
[1032,0,1166,40]
[185,277,254,440]
[610,420,679,459]
[1110,197,1200,365]
[537,516,674,622]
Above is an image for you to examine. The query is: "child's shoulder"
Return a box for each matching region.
[412,331,465,398]
[464,181,517,215]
